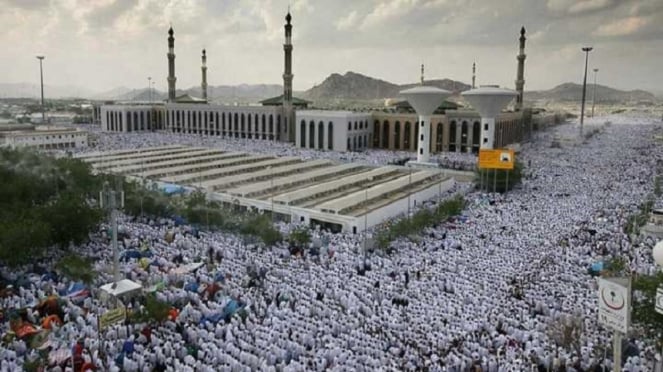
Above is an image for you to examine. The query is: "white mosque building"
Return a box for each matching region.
[97,12,560,155]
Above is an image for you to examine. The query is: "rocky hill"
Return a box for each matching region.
[527,83,656,103]
[303,71,470,101]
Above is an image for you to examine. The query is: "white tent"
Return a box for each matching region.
[170,262,204,275]
[100,279,143,298]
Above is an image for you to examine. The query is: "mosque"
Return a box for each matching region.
[96,11,544,155]
[90,11,565,233]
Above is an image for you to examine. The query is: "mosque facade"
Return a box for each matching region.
[99,12,534,155]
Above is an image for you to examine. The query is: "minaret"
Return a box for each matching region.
[472,62,476,89]
[283,10,295,142]
[420,64,425,85]
[167,26,176,102]
[201,49,208,101]
[515,26,526,111]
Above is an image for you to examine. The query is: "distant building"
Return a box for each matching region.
[295,110,372,152]
[97,11,535,155]
[0,124,88,149]
[642,209,663,239]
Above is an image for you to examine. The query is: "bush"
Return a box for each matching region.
[475,160,523,193]
[375,196,465,251]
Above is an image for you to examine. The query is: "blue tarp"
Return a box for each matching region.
[200,312,224,325]
[184,282,199,293]
[121,250,143,261]
[41,272,58,282]
[591,261,604,272]
[173,216,186,226]
[214,273,225,283]
[159,184,185,195]
[223,299,240,318]
[60,282,86,296]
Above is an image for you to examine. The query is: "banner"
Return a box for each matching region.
[478,149,515,170]
[99,307,126,330]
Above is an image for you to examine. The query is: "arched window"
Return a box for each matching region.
[394,121,401,150]
[354,121,358,130]
[269,115,274,140]
[373,120,380,147]
[247,113,252,136]
[353,136,357,150]
[240,114,245,138]
[141,111,146,131]
[382,121,389,148]
[255,114,259,135]
[436,123,444,152]
[262,114,266,139]
[276,116,281,141]
[414,121,419,149]
[472,121,481,153]
[404,122,411,150]
[234,113,239,137]
[449,121,457,152]
[328,122,333,150]
[127,112,132,132]
[318,121,324,149]
[300,120,306,148]
[461,121,468,152]
[134,112,139,132]
[215,112,220,135]
[309,121,315,148]
[348,122,351,131]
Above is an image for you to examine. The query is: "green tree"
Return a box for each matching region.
[0,214,51,266]
[44,191,103,248]
[56,254,97,284]
[475,160,524,193]
[632,272,663,342]
[288,226,311,248]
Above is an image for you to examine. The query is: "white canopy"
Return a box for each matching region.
[170,262,205,275]
[100,279,143,298]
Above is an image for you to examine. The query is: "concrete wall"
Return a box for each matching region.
[349,177,456,233]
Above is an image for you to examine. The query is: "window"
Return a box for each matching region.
[484,123,488,131]
[419,148,423,155]
[348,122,351,131]
[421,122,424,127]
[420,134,424,141]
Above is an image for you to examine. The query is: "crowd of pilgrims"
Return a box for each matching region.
[77,125,478,171]
[1,112,662,371]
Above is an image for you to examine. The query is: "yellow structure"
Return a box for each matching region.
[478,149,515,170]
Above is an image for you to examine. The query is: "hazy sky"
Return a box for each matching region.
[2,0,662,94]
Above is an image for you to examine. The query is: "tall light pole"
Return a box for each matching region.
[591,68,599,118]
[36,56,45,124]
[147,77,152,103]
[363,176,374,261]
[653,242,663,372]
[579,46,593,136]
[407,168,413,220]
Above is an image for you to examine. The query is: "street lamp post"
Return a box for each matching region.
[363,177,374,261]
[36,56,45,124]
[147,77,152,103]
[580,46,593,136]
[652,242,663,372]
[407,168,413,220]
[591,68,599,118]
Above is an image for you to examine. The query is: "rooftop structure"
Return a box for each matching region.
[77,146,467,233]
[0,124,87,150]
